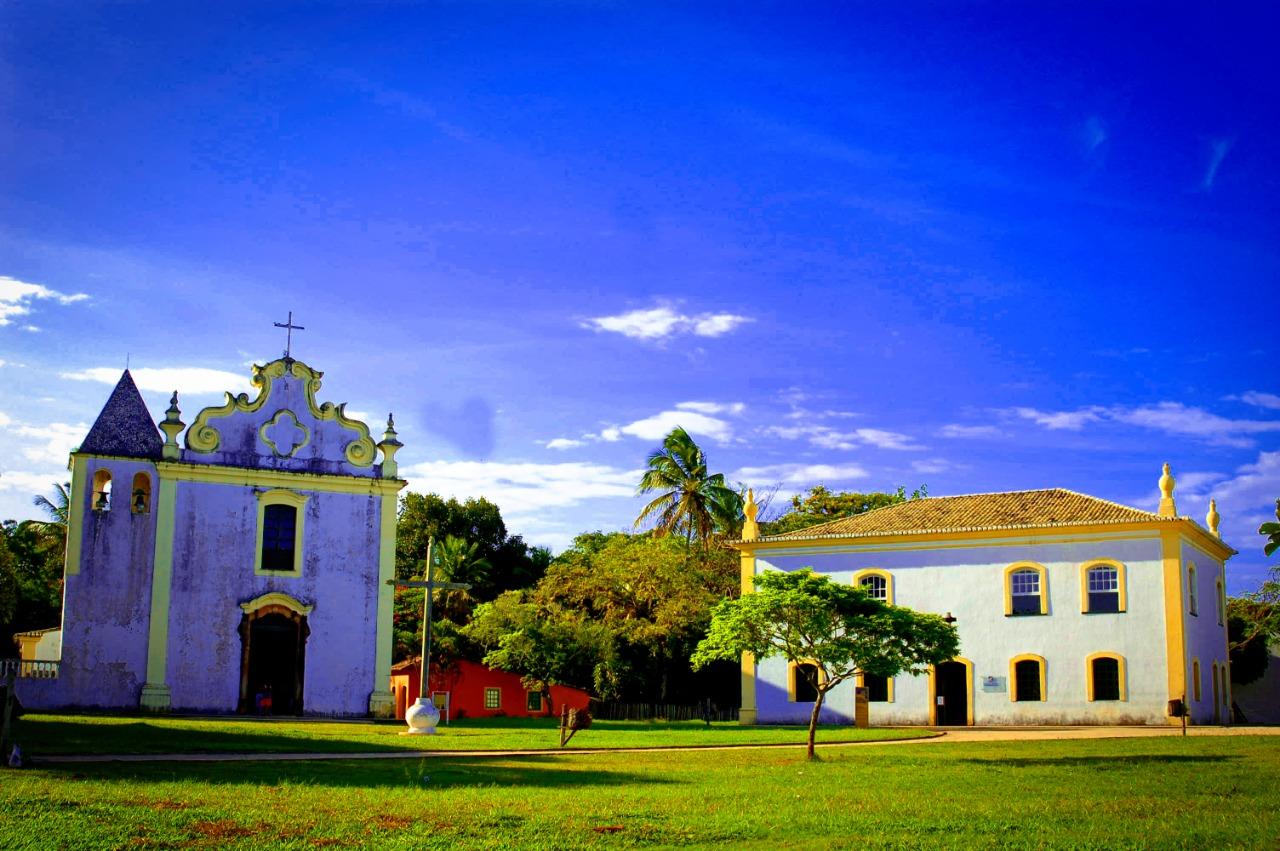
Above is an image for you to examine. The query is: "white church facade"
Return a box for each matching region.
[735,466,1235,726]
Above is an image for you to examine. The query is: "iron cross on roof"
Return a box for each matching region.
[273,311,305,359]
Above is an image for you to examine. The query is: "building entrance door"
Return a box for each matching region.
[239,607,308,714]
[935,661,969,725]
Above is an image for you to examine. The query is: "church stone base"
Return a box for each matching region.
[368,689,394,718]
[139,683,171,712]
[738,708,758,726]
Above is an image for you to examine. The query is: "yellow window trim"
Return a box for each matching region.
[1192,657,1201,701]
[1085,651,1127,702]
[852,568,894,604]
[787,659,826,702]
[239,591,314,616]
[1009,653,1047,702]
[856,670,895,703]
[927,657,974,726]
[1080,559,1127,614]
[254,488,308,577]
[1004,562,1048,616]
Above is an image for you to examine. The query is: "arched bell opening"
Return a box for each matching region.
[238,602,310,715]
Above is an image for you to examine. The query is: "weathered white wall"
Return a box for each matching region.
[1181,540,1230,724]
[751,533,1180,726]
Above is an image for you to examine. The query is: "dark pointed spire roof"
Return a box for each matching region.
[79,370,163,459]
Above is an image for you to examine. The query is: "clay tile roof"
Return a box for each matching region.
[757,488,1174,542]
[78,370,163,459]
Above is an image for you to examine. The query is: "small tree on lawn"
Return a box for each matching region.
[691,569,959,759]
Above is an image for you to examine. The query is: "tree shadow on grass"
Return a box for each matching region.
[957,755,1234,769]
[38,754,677,791]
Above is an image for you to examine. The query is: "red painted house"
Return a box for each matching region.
[390,657,592,721]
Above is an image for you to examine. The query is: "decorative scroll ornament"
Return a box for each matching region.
[185,358,377,466]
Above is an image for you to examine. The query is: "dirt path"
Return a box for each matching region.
[33,725,1279,765]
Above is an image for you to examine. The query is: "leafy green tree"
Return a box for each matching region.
[465,591,611,708]
[536,531,738,702]
[1262,499,1280,558]
[1226,499,1280,684]
[760,485,927,536]
[635,426,742,548]
[0,519,64,650]
[1228,607,1271,686]
[28,482,71,550]
[692,569,959,759]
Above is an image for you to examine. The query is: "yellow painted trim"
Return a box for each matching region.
[853,568,894,604]
[739,550,757,724]
[1085,651,1127,701]
[1080,558,1127,613]
[1192,657,1201,702]
[369,491,398,717]
[239,591,314,616]
[1160,530,1187,704]
[254,489,308,576]
[155,460,404,496]
[1009,653,1047,702]
[64,455,88,576]
[1187,562,1199,617]
[258,409,311,459]
[787,659,826,702]
[141,475,177,710]
[855,671,895,703]
[1004,562,1048,616]
[186,358,377,466]
[736,517,1234,561]
[928,657,975,725]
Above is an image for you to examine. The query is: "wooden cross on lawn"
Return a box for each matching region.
[386,537,472,701]
[273,311,305,359]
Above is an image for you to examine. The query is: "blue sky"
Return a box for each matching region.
[1,4,1277,592]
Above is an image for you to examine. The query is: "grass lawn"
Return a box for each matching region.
[1,735,1277,848]
[8,713,931,755]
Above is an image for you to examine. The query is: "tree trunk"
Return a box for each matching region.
[806,688,826,760]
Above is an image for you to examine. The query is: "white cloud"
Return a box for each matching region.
[13,421,90,465]
[0,411,10,427]
[545,438,585,450]
[612,410,734,443]
[598,427,622,442]
[912,458,955,475]
[733,463,868,486]
[582,305,752,341]
[1202,137,1233,191]
[676,401,745,416]
[1008,402,1280,446]
[0,275,89,327]
[764,423,920,451]
[1237,391,1280,411]
[938,423,1001,439]
[400,459,641,515]
[0,469,65,494]
[1009,406,1105,431]
[0,359,6,368]
[62,366,251,395]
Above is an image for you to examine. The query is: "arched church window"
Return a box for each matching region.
[854,570,893,604]
[1082,563,1125,613]
[1188,564,1199,616]
[1010,655,1046,702]
[254,489,308,575]
[92,469,112,512]
[131,472,152,514]
[1087,653,1125,701]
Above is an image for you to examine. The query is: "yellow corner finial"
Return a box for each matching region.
[1206,498,1221,537]
[742,488,760,541]
[377,412,403,477]
[159,391,185,461]
[1157,462,1177,517]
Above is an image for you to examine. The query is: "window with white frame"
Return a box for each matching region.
[1010,569,1042,615]
[1086,566,1120,613]
[860,574,888,602]
[483,687,501,710]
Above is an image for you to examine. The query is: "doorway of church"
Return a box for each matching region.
[934,660,970,725]
[238,609,308,715]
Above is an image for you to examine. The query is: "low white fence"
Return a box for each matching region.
[0,659,60,679]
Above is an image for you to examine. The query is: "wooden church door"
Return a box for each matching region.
[238,606,309,715]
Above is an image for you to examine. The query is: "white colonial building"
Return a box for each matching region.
[734,465,1235,726]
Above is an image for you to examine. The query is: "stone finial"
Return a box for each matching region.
[1158,462,1177,517]
[159,391,185,461]
[378,413,403,477]
[1206,498,1221,538]
[742,488,760,541]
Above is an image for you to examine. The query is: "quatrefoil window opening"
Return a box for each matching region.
[261,410,310,458]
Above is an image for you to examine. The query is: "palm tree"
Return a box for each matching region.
[1261,499,1280,557]
[635,426,742,548]
[28,482,71,551]
[432,535,491,621]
